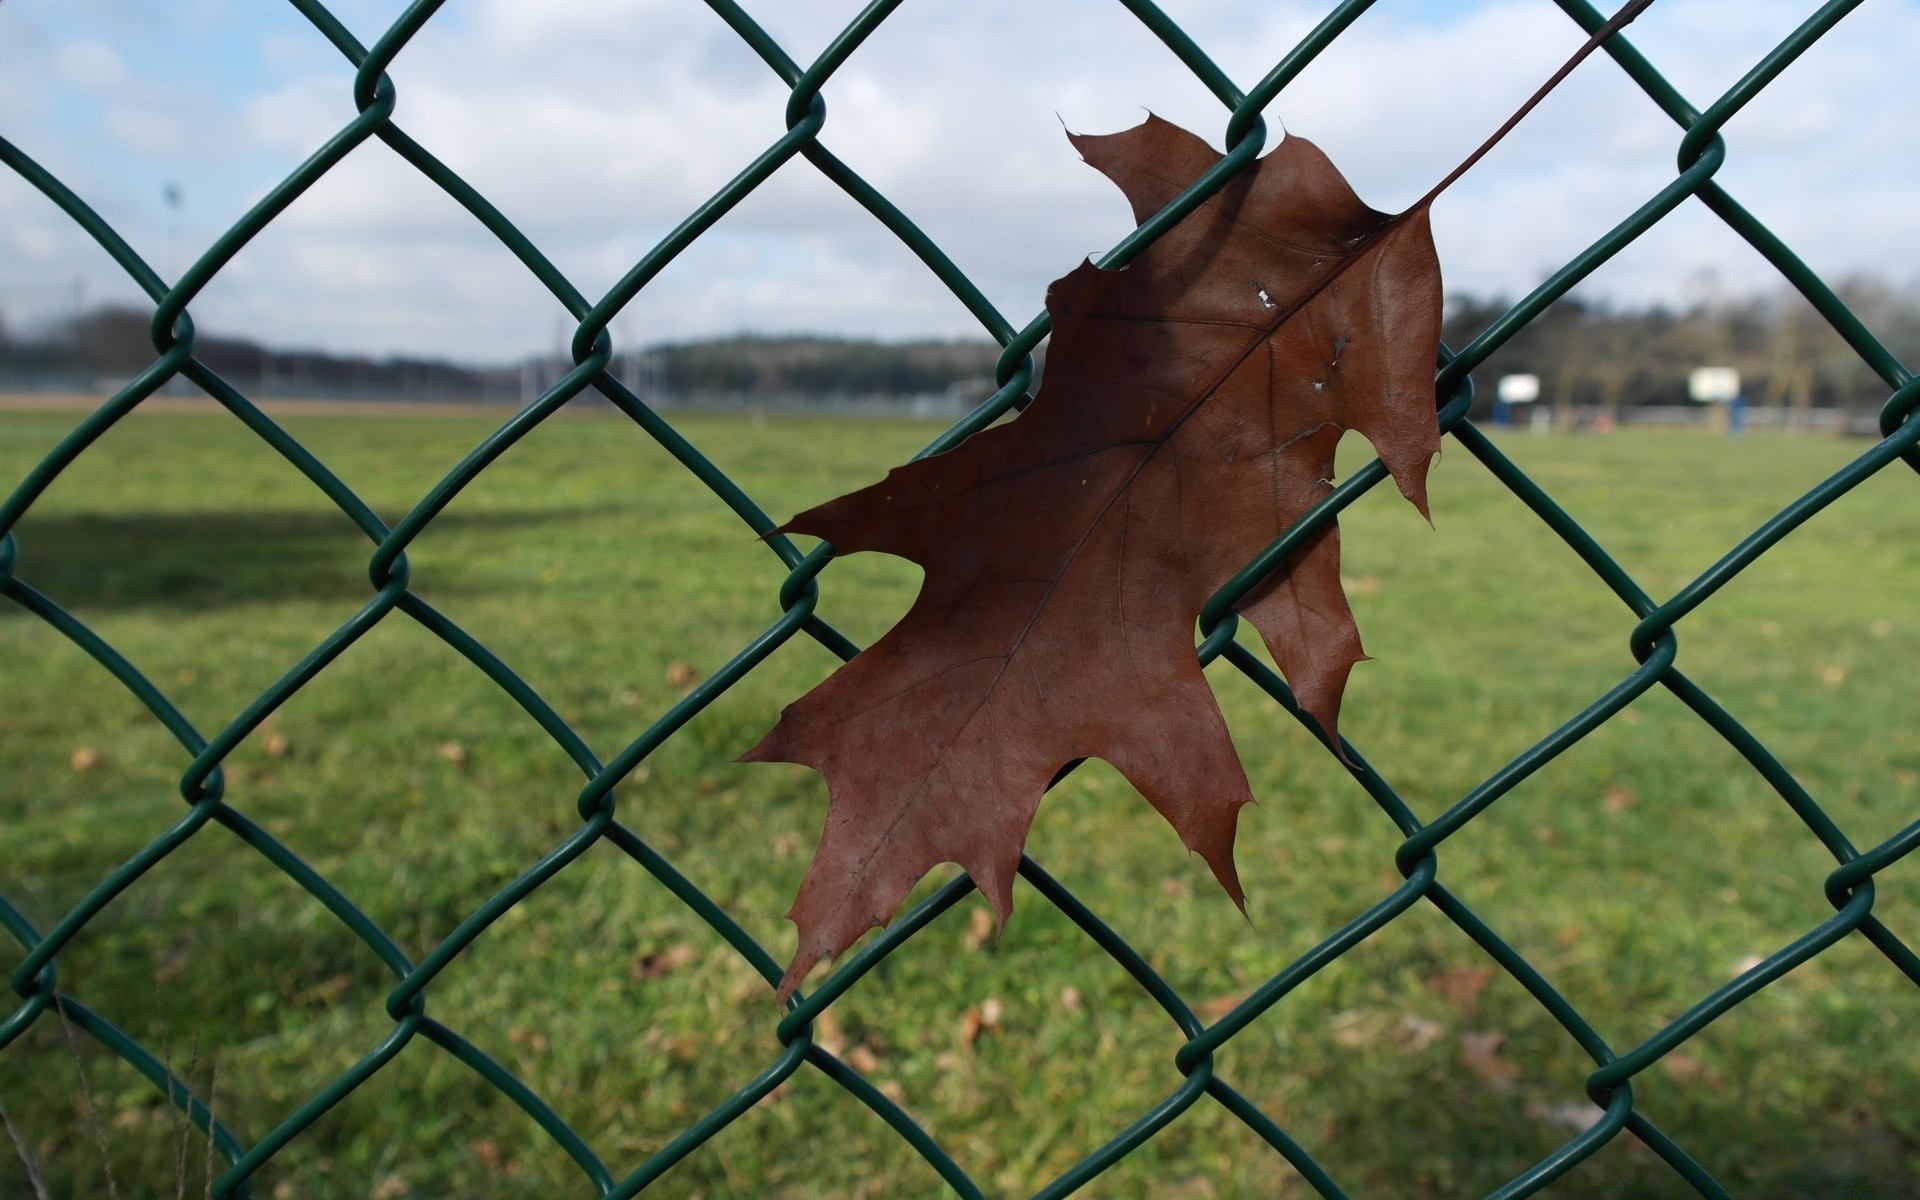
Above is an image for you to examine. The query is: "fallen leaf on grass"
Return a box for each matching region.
[1659,1052,1721,1089]
[1527,1100,1601,1133]
[1198,990,1252,1021]
[962,905,996,950]
[666,662,700,688]
[436,741,466,765]
[1459,1031,1519,1090]
[630,943,698,981]
[961,997,1005,1046]
[1397,1014,1446,1052]
[745,6,1656,1001]
[814,1006,846,1056]
[1425,965,1496,1013]
[1329,1008,1379,1048]
[506,1027,549,1054]
[70,746,102,772]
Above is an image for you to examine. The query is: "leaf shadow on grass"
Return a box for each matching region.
[0,507,624,614]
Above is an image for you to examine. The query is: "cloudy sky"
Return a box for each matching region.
[2,0,1917,362]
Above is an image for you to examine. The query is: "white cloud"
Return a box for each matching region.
[244,74,348,158]
[52,38,128,90]
[2,0,1917,360]
[100,106,191,157]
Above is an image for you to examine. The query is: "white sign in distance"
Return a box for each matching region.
[1688,366,1741,403]
[1497,373,1541,404]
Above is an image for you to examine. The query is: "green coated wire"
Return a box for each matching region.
[2,0,1916,1197]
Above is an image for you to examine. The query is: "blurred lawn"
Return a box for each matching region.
[1,406,1917,1198]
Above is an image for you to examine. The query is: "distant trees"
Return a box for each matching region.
[3,283,1915,410]
[637,335,1001,398]
[0,305,523,401]
[0,312,1003,404]
[1443,279,1919,415]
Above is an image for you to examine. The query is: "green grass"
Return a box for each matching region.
[1,406,1917,1199]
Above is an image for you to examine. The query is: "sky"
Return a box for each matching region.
[2,0,1917,363]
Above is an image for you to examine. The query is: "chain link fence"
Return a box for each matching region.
[4,0,1918,1196]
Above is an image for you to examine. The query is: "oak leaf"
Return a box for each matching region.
[747,115,1441,999]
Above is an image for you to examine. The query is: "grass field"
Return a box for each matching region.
[1,405,1917,1199]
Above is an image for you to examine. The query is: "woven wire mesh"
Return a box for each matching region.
[3,0,1918,1196]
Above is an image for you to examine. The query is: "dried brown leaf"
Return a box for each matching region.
[745,4,1655,1001]
[747,117,1440,998]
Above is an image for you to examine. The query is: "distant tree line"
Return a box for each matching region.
[1443,279,1920,415]
[0,311,1004,405]
[638,335,1001,398]
[3,284,1915,410]
[0,306,524,401]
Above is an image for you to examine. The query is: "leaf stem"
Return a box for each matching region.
[1414,0,1657,211]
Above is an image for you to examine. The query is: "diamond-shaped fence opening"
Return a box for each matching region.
[4,0,1918,1197]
